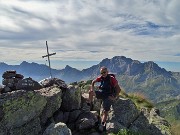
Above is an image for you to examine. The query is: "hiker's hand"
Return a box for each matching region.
[108,95,117,101]
[89,88,94,92]
[90,86,95,92]
[89,89,94,95]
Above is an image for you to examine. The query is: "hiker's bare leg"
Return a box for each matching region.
[102,110,108,124]
[88,90,94,103]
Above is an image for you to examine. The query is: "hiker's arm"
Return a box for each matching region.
[91,79,97,91]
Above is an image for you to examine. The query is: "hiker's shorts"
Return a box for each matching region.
[95,90,114,111]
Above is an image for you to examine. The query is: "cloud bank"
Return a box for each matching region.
[0,0,180,70]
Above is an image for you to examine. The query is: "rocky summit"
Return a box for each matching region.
[0,77,172,135]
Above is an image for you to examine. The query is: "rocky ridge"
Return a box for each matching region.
[0,77,172,135]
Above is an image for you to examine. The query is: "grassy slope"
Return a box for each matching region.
[117,74,180,103]
[156,99,180,135]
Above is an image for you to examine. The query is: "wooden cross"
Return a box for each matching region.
[42,41,56,78]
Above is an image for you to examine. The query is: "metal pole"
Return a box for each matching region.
[46,41,52,78]
[42,41,56,78]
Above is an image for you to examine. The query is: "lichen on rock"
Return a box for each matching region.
[1,90,47,128]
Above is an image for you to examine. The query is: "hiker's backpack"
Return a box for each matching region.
[99,74,116,95]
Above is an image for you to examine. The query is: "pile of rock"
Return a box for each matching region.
[2,70,24,93]
[1,70,42,93]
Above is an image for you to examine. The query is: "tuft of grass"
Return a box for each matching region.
[127,92,154,110]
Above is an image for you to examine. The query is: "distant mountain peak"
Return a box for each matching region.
[112,56,127,59]
[0,62,6,64]
[20,61,29,65]
[0,62,7,65]
[64,65,80,72]
[112,56,134,63]
[65,65,73,69]
[144,61,162,70]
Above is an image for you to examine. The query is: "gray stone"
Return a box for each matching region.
[16,77,42,90]
[43,122,72,135]
[149,108,172,135]
[38,86,63,124]
[39,78,67,89]
[61,85,81,111]
[0,90,47,128]
[76,111,99,130]
[108,98,140,127]
[2,70,16,79]
[9,118,42,135]
[77,118,95,130]
[68,110,81,123]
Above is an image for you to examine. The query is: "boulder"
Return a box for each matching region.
[39,86,63,124]
[39,78,67,89]
[43,122,72,135]
[107,98,172,135]
[129,112,161,135]
[9,118,42,135]
[76,111,99,130]
[0,90,47,129]
[61,85,81,111]
[16,77,42,90]
[0,84,64,135]
[108,98,140,128]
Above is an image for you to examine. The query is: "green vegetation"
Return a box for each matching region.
[117,74,180,102]
[127,93,154,110]
[156,99,180,135]
[156,99,180,122]
[118,89,154,110]
[110,129,145,135]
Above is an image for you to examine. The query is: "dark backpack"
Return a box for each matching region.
[99,74,116,95]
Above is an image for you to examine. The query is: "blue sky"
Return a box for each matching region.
[0,0,180,72]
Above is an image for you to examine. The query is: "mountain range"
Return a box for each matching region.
[0,56,180,103]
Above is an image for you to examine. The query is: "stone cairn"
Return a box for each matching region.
[2,70,24,93]
[1,70,42,94]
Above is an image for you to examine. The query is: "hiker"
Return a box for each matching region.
[88,66,121,131]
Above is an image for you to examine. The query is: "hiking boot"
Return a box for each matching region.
[98,123,106,132]
[98,124,104,132]
[103,123,106,131]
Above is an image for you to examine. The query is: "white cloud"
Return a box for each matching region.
[0,0,180,70]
